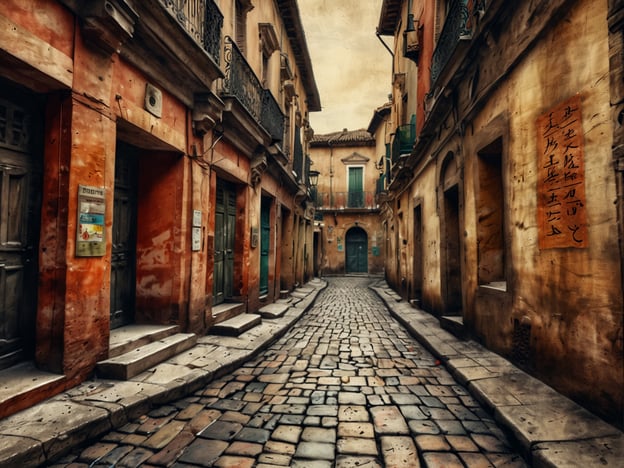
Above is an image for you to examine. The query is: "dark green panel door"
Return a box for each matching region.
[213,179,236,305]
[110,142,138,329]
[259,197,270,296]
[0,93,41,370]
[346,227,368,273]
[348,167,364,208]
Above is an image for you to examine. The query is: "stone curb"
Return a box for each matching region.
[0,279,327,467]
[369,280,623,468]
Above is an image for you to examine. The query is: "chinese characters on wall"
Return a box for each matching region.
[537,94,587,249]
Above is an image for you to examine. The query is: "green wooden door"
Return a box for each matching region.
[346,227,368,273]
[259,197,270,296]
[110,142,138,329]
[213,179,236,305]
[0,93,41,369]
[348,167,364,208]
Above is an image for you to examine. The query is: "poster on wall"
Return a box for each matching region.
[76,185,106,257]
[536,94,587,249]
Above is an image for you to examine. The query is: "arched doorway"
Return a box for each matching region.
[345,227,368,273]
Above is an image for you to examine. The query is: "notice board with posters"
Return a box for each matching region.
[536,94,588,249]
[76,185,106,257]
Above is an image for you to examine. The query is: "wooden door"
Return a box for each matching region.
[213,179,236,305]
[348,167,364,208]
[0,96,40,369]
[346,227,368,273]
[259,197,270,296]
[110,142,138,329]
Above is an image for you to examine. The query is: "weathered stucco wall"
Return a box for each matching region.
[463,0,623,420]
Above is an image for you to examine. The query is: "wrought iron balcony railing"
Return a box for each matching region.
[261,89,284,143]
[430,0,474,87]
[158,0,223,62]
[314,191,378,210]
[223,36,263,120]
[391,119,416,164]
[222,37,285,142]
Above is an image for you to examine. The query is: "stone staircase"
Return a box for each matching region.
[96,324,197,380]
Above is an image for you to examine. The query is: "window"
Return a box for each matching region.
[348,166,364,208]
[476,137,506,288]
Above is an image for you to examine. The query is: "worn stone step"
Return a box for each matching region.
[109,324,180,358]
[259,303,289,319]
[212,302,246,324]
[440,315,466,339]
[97,333,197,380]
[0,362,65,419]
[210,314,262,336]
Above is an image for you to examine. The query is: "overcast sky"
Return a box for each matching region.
[298,0,391,135]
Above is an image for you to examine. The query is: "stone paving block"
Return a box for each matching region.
[445,434,479,452]
[371,405,410,434]
[146,429,195,466]
[294,441,335,460]
[188,408,222,434]
[458,451,498,468]
[178,438,228,465]
[235,427,271,444]
[400,405,428,420]
[197,420,243,441]
[97,445,134,466]
[421,451,463,468]
[470,433,511,453]
[335,455,383,468]
[76,442,117,463]
[264,440,296,455]
[338,392,367,405]
[291,459,332,468]
[337,437,378,455]
[214,455,255,467]
[117,447,154,467]
[380,436,420,468]
[338,422,375,438]
[415,434,452,451]
[408,420,441,435]
[338,405,369,422]
[307,404,338,417]
[301,427,336,443]
[271,425,302,444]
[258,452,292,466]
[143,420,186,450]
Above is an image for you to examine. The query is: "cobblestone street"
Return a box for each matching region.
[51,277,526,468]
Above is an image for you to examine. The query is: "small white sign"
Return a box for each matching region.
[192,210,202,227]
[192,227,202,251]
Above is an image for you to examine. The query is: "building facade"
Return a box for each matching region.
[0,0,320,418]
[309,129,385,276]
[377,0,623,426]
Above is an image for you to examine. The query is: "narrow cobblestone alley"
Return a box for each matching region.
[50,277,526,468]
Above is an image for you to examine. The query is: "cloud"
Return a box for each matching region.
[298,0,391,133]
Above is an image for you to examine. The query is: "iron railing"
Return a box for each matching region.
[158,0,223,62]
[430,0,473,86]
[223,36,263,120]
[261,89,284,143]
[314,191,377,210]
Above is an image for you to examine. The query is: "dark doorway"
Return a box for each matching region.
[110,142,138,329]
[345,227,368,273]
[259,197,270,296]
[412,204,423,301]
[0,90,42,369]
[443,185,462,314]
[213,179,236,305]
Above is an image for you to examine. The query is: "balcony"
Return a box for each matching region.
[314,191,378,210]
[222,37,285,144]
[430,0,475,87]
[391,118,416,164]
[261,89,284,143]
[159,0,223,63]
